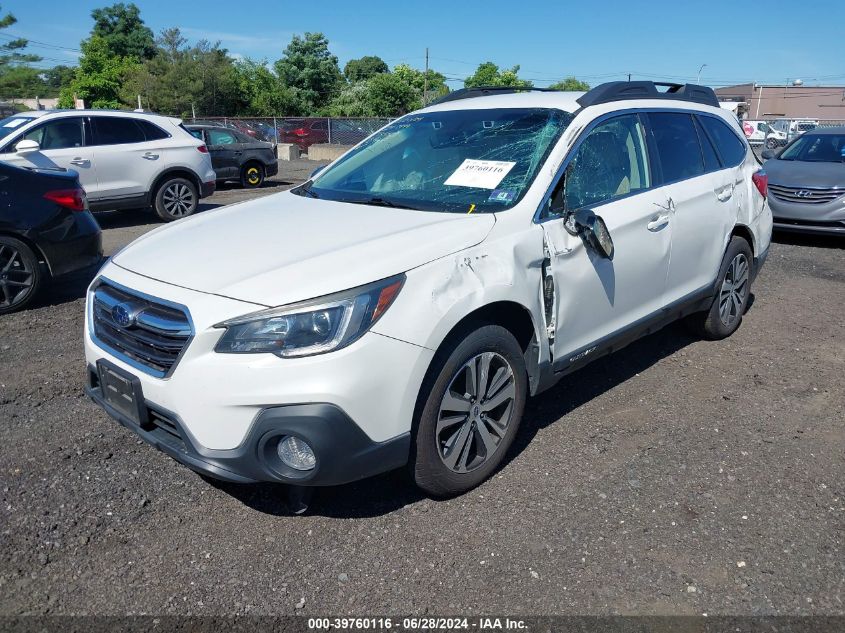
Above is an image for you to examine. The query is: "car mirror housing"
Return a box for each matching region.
[567,208,614,259]
[15,139,40,154]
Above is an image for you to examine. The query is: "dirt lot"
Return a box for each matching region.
[0,163,842,616]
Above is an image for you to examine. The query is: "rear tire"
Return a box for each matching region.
[0,236,42,315]
[153,177,198,222]
[241,162,265,189]
[411,324,527,497]
[685,236,753,340]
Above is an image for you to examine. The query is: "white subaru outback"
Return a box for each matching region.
[84,81,772,497]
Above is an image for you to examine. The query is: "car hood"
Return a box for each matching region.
[764,159,845,188]
[113,191,495,307]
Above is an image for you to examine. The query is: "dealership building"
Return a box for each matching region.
[715,83,845,119]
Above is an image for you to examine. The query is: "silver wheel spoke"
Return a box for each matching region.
[436,351,517,474]
[442,390,471,412]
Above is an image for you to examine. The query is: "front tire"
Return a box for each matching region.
[411,324,527,497]
[154,177,198,222]
[0,236,42,315]
[241,163,265,188]
[686,236,753,340]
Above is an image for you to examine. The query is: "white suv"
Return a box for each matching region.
[0,110,216,221]
[83,82,773,497]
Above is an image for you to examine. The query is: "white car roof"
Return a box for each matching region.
[13,109,181,125]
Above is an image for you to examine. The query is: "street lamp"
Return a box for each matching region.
[696,64,708,84]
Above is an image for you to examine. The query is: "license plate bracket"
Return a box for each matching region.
[96,360,149,428]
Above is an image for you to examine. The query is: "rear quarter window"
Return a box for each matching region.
[698,115,746,167]
[137,119,170,141]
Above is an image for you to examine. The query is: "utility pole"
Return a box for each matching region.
[627,73,631,82]
[423,47,429,106]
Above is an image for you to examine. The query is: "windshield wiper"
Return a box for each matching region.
[355,197,418,210]
[296,181,319,198]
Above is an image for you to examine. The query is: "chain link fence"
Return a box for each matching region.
[741,118,845,160]
[190,116,393,152]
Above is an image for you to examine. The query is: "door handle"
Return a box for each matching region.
[647,214,670,231]
[715,185,734,202]
[142,152,159,160]
[69,158,89,166]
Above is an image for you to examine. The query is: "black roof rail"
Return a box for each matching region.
[428,85,560,106]
[576,81,720,109]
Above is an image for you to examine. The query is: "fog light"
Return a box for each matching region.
[277,436,316,471]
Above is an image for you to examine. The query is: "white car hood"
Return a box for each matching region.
[113,191,495,307]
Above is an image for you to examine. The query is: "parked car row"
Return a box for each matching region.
[742,118,818,148]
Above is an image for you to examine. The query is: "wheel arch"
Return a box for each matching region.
[731,223,756,254]
[0,230,53,277]
[150,167,202,201]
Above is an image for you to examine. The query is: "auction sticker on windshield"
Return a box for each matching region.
[444,159,516,189]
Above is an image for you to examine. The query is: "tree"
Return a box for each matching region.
[464,62,532,89]
[58,35,138,108]
[548,77,590,91]
[392,64,448,105]
[274,33,342,113]
[90,2,156,60]
[0,4,44,98]
[122,28,245,117]
[42,65,76,95]
[324,82,374,117]
[344,56,388,83]
[232,58,298,116]
[364,73,418,116]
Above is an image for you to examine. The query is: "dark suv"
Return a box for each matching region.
[186,125,279,188]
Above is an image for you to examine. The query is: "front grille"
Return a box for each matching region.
[91,281,192,377]
[769,184,845,205]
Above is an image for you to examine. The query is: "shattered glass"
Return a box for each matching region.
[297,108,574,213]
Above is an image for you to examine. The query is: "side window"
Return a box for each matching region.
[136,119,170,141]
[698,115,746,167]
[207,129,237,145]
[649,112,704,183]
[22,118,84,150]
[187,128,204,140]
[562,114,651,211]
[694,117,722,172]
[92,117,146,145]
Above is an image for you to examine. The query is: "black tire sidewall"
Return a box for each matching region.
[0,236,41,315]
[241,163,264,188]
[411,324,528,497]
[154,177,198,222]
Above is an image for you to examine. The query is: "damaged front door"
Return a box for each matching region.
[538,113,672,372]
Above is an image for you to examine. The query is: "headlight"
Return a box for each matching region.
[214,275,404,357]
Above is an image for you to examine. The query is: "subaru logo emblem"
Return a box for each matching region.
[796,190,812,198]
[112,303,135,328]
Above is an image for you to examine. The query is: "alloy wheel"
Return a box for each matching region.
[0,243,35,309]
[436,352,516,474]
[718,253,749,327]
[246,166,261,186]
[162,182,196,218]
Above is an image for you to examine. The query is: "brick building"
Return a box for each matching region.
[715,83,845,119]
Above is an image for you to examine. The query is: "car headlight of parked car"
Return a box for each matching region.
[214,275,404,357]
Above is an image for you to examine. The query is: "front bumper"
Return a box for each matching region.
[86,369,409,485]
[769,192,845,235]
[83,265,433,485]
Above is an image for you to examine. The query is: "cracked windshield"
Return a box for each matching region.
[297,108,574,213]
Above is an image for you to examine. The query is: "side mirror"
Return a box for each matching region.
[15,139,40,154]
[761,149,775,160]
[566,208,614,259]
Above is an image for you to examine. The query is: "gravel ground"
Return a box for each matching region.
[0,165,842,616]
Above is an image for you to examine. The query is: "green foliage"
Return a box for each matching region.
[0,5,41,68]
[274,33,342,113]
[548,77,590,91]
[0,66,45,98]
[58,35,138,108]
[232,58,298,116]
[90,2,156,60]
[121,28,242,117]
[464,62,532,89]
[344,56,388,83]
[392,64,449,104]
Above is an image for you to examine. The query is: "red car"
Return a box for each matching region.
[278,118,329,151]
